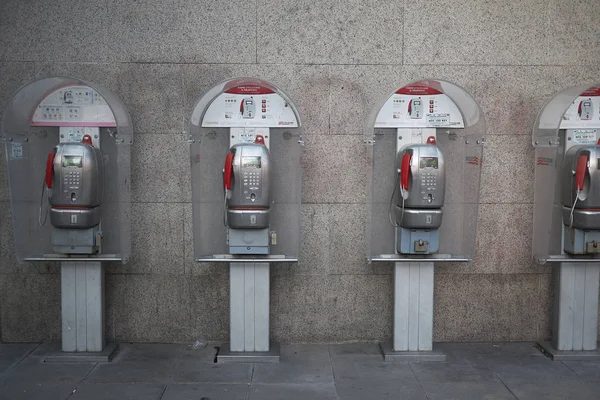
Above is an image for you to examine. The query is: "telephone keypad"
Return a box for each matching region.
[64,170,81,188]
[243,170,260,191]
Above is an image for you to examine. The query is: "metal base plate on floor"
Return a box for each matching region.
[217,342,280,363]
[379,342,446,362]
[42,343,119,363]
[537,341,600,361]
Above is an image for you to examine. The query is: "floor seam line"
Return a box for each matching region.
[157,384,168,400]
[494,373,520,400]
[67,361,99,399]
[7,342,41,374]
[327,345,340,400]
[408,361,431,400]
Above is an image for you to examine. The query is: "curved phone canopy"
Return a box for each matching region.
[1,76,133,263]
[189,77,301,133]
[532,82,600,263]
[188,78,303,262]
[2,76,133,143]
[365,79,486,262]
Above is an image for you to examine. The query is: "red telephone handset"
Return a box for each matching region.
[45,152,56,189]
[400,153,412,191]
[223,152,235,191]
[575,154,589,191]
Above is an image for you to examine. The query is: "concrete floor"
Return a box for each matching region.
[0,342,599,399]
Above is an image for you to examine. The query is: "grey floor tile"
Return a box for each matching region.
[69,383,165,400]
[332,355,415,382]
[252,344,333,384]
[409,361,499,383]
[113,343,188,361]
[503,379,600,400]
[562,360,600,381]
[86,344,183,383]
[87,361,173,384]
[0,382,76,400]
[162,383,249,400]
[170,359,252,383]
[435,342,541,361]
[4,358,95,383]
[329,343,381,357]
[421,381,516,400]
[335,378,427,400]
[249,383,337,400]
[0,343,38,374]
[481,355,578,381]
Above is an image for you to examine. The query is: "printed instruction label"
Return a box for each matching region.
[572,129,597,144]
[10,142,23,159]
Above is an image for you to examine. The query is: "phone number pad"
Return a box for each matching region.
[64,171,81,188]
[421,172,436,190]
[243,172,260,189]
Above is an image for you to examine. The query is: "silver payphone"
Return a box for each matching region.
[558,92,600,255]
[549,88,600,255]
[561,144,600,254]
[534,86,600,258]
[378,85,462,255]
[394,138,446,254]
[32,86,112,255]
[43,135,104,253]
[223,134,273,254]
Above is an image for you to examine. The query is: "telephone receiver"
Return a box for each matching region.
[575,152,590,200]
[223,135,266,200]
[44,134,94,190]
[399,136,437,199]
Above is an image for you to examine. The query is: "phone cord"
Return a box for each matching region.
[388,179,403,228]
[223,191,228,227]
[569,190,580,228]
[38,179,49,227]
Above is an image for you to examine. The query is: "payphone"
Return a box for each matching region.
[2,77,133,359]
[533,84,600,358]
[223,134,273,254]
[378,85,462,255]
[394,139,446,254]
[42,135,104,254]
[32,86,110,255]
[190,78,302,361]
[557,91,600,255]
[366,80,485,360]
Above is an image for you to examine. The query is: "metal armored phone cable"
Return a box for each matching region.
[569,189,581,228]
[388,170,404,227]
[38,178,49,227]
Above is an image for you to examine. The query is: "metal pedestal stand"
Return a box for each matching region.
[380,261,445,362]
[537,262,600,361]
[218,262,279,363]
[44,261,118,362]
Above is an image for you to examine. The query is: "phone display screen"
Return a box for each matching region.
[63,156,82,167]
[419,157,438,169]
[242,156,261,168]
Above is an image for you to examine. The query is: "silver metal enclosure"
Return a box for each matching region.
[365,79,486,262]
[1,76,133,263]
[189,78,303,262]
